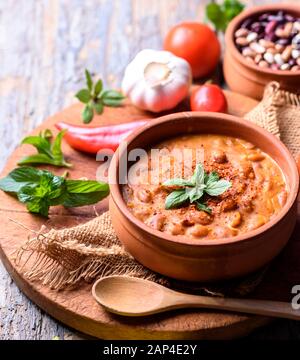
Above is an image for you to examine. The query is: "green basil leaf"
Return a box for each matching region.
[18,154,56,166]
[205,171,219,185]
[0,167,42,192]
[63,179,109,207]
[94,79,103,97]
[205,179,231,196]
[51,130,66,157]
[188,187,204,203]
[26,200,50,217]
[21,135,53,157]
[93,101,104,115]
[66,179,109,194]
[102,98,124,107]
[191,164,205,186]
[162,178,194,187]
[18,154,71,168]
[101,90,124,100]
[85,69,93,92]
[82,104,94,124]
[196,202,212,214]
[76,89,91,104]
[206,3,226,31]
[165,189,189,210]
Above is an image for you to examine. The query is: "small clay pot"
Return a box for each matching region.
[224,4,300,100]
[109,112,299,282]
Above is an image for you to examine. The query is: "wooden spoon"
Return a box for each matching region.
[92,276,300,319]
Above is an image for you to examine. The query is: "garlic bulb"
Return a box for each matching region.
[122,49,192,112]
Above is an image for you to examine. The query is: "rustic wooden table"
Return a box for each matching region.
[0,0,299,340]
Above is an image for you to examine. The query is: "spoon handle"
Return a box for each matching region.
[171,294,300,320]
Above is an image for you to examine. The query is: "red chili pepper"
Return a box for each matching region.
[55,120,148,154]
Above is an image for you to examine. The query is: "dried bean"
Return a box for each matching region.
[254,54,263,63]
[292,49,300,59]
[291,65,300,71]
[264,52,274,64]
[259,39,275,48]
[265,20,278,34]
[247,32,258,42]
[280,63,290,70]
[258,60,269,68]
[236,37,249,46]
[277,38,290,45]
[245,56,255,64]
[266,47,277,55]
[250,42,265,53]
[275,43,284,52]
[235,28,249,37]
[281,45,292,61]
[274,53,284,65]
[242,47,256,57]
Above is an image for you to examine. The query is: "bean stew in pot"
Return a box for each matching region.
[122,134,288,240]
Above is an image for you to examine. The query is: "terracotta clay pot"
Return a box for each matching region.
[109,112,299,282]
[224,4,300,100]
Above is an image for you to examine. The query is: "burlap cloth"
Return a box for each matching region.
[15,81,300,295]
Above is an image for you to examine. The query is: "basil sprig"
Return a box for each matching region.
[0,167,109,217]
[206,0,245,33]
[18,129,72,168]
[76,69,125,124]
[163,164,231,213]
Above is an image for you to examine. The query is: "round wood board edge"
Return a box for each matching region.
[0,90,274,340]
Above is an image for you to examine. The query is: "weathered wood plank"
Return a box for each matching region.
[0,0,299,340]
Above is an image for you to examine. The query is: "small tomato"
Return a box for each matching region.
[164,22,221,78]
[190,84,227,113]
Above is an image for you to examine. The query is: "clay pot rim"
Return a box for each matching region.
[109,111,299,247]
[225,3,300,76]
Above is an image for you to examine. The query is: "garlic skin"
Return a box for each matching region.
[122,49,192,112]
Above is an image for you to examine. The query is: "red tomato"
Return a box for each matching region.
[190,84,227,113]
[164,22,220,78]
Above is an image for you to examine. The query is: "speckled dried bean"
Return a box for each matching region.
[258,60,269,68]
[280,63,290,70]
[264,52,274,64]
[236,37,249,46]
[235,28,249,37]
[274,53,284,65]
[250,42,265,54]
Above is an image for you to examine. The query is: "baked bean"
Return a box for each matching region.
[212,150,227,164]
[230,211,242,228]
[241,163,254,178]
[241,199,254,213]
[227,225,239,236]
[221,199,237,212]
[135,208,152,221]
[170,223,185,235]
[136,188,152,203]
[190,225,209,238]
[247,152,265,162]
[149,214,166,231]
[187,211,214,225]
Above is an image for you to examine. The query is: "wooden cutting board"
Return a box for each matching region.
[0,91,295,340]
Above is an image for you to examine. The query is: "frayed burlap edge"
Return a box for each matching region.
[14,212,167,290]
